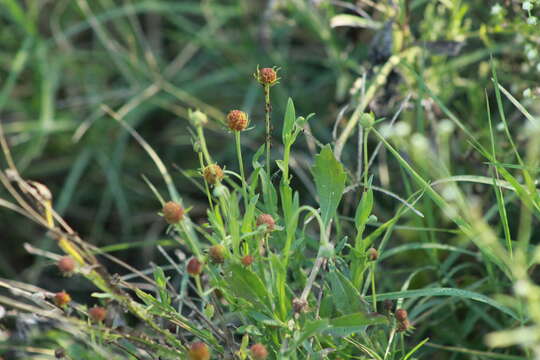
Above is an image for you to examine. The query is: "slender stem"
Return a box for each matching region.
[234,131,248,208]
[197,126,212,165]
[264,84,271,176]
[363,129,370,188]
[370,261,377,311]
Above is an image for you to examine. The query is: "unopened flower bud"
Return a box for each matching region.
[209,245,226,264]
[250,343,269,360]
[187,258,203,276]
[227,110,249,131]
[241,254,254,266]
[395,308,408,322]
[162,201,184,224]
[188,341,210,360]
[257,67,278,86]
[256,214,275,232]
[189,109,208,127]
[367,247,378,261]
[292,297,308,313]
[54,291,71,307]
[57,257,76,275]
[89,306,107,323]
[203,164,224,185]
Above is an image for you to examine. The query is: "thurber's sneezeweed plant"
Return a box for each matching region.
[0,60,538,360]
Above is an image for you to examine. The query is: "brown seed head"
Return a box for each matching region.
[188,341,210,360]
[258,67,278,86]
[57,257,76,274]
[89,306,107,323]
[396,318,411,332]
[162,201,184,224]
[250,343,269,360]
[395,308,408,322]
[241,254,254,266]
[256,214,275,232]
[203,164,224,185]
[383,299,394,312]
[187,258,203,276]
[54,348,66,358]
[292,297,308,313]
[54,291,71,307]
[227,110,249,131]
[367,247,378,261]
[209,244,226,264]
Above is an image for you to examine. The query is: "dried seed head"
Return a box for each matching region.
[162,201,184,224]
[187,258,203,276]
[241,254,254,266]
[250,343,269,360]
[188,341,210,360]
[209,244,226,264]
[89,306,107,323]
[54,291,71,307]
[57,257,76,275]
[383,299,394,312]
[395,308,408,322]
[256,214,275,232]
[396,318,411,332]
[203,164,224,185]
[257,67,278,86]
[367,247,378,261]
[227,110,249,131]
[54,348,66,358]
[292,297,308,313]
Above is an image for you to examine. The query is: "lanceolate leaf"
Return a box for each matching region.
[312,145,347,228]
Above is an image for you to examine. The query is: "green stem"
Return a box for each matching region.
[371,261,377,311]
[234,131,248,208]
[197,126,212,165]
[264,84,271,176]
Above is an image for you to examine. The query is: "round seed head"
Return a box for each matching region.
[250,343,269,360]
[241,254,254,266]
[54,291,71,307]
[162,201,184,224]
[203,164,224,185]
[227,110,249,131]
[395,308,408,322]
[258,67,278,85]
[209,244,226,264]
[89,306,107,323]
[187,258,203,276]
[367,247,378,261]
[256,214,275,232]
[57,257,76,275]
[292,297,308,313]
[188,341,210,360]
[54,348,66,358]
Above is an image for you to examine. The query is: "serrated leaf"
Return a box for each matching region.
[312,145,346,227]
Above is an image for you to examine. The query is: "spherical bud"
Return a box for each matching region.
[188,341,210,360]
[54,291,71,307]
[241,254,254,266]
[227,110,249,131]
[257,67,278,86]
[359,112,375,128]
[395,308,408,322]
[89,306,107,323]
[209,244,226,264]
[367,247,378,261]
[203,164,224,185]
[189,109,208,127]
[292,297,308,313]
[57,257,76,275]
[256,214,275,232]
[162,201,184,224]
[187,258,203,276]
[250,343,269,360]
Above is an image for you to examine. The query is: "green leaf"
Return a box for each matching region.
[312,145,347,227]
[325,312,388,337]
[153,266,171,306]
[225,263,271,310]
[282,97,296,143]
[355,187,373,234]
[295,319,329,345]
[366,288,518,320]
[327,270,369,314]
